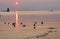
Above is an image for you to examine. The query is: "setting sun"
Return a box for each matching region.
[16,2,18,5]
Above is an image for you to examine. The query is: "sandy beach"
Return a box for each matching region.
[0,11,60,39]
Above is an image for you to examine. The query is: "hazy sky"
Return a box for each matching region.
[0,0,60,11]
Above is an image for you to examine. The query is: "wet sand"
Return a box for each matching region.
[0,11,60,39]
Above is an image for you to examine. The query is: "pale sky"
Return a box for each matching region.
[0,0,60,11]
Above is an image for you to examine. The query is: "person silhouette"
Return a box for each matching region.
[7,8,10,12]
[41,21,43,24]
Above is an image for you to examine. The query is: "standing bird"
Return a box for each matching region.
[12,23,15,27]
[35,22,37,24]
[4,22,6,24]
[33,24,36,26]
[33,26,36,29]
[41,21,43,24]
[20,22,23,25]
[23,25,26,27]
[8,22,10,24]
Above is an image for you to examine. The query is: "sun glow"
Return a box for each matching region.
[16,2,18,5]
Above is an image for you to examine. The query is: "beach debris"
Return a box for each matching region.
[24,30,57,39]
[12,23,15,27]
[23,25,26,27]
[41,21,43,24]
[7,8,10,12]
[50,10,53,12]
[24,29,57,39]
[48,30,53,33]
[36,36,39,38]
[25,33,49,39]
[54,30,57,32]
[48,27,57,33]
[36,33,48,38]
[48,27,56,29]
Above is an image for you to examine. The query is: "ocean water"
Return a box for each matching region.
[0,10,60,39]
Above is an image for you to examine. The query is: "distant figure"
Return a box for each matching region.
[33,24,36,26]
[36,36,39,38]
[41,21,43,24]
[48,27,56,29]
[4,22,6,24]
[34,26,36,29]
[35,22,37,24]
[50,10,53,12]
[23,25,26,27]
[12,23,15,27]
[48,30,57,33]
[8,22,10,24]
[7,8,10,12]
[20,22,23,25]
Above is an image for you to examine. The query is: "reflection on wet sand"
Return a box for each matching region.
[15,11,19,31]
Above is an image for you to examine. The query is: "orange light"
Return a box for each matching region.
[15,11,19,33]
[16,2,18,5]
